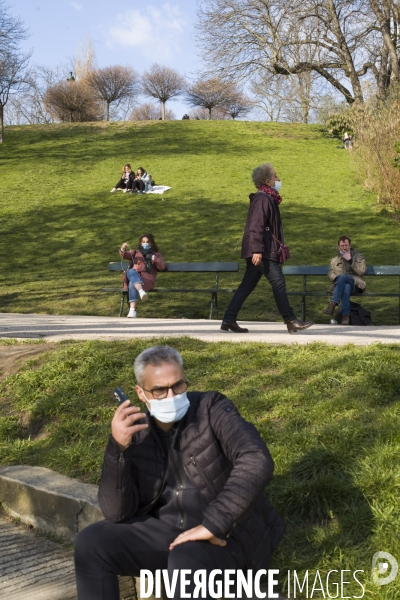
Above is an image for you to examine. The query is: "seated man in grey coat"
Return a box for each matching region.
[323,235,367,325]
[74,345,285,600]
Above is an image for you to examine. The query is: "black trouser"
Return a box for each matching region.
[115,178,132,190]
[74,516,244,600]
[223,258,296,323]
[132,179,145,191]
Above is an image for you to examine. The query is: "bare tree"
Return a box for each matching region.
[251,76,293,122]
[129,102,175,121]
[0,0,31,142]
[222,93,253,119]
[196,0,400,104]
[185,78,239,119]
[73,36,97,81]
[4,64,66,125]
[44,80,102,123]
[188,106,229,120]
[87,66,139,121]
[141,64,185,120]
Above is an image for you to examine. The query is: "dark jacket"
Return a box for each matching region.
[241,191,284,261]
[99,391,285,569]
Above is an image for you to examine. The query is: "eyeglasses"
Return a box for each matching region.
[141,379,189,400]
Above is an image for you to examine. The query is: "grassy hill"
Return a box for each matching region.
[1,120,399,323]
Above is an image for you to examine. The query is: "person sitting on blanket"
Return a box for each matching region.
[110,164,135,193]
[119,233,166,318]
[131,167,153,194]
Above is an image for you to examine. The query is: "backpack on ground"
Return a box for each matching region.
[335,301,371,325]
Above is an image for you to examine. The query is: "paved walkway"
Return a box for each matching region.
[0,313,399,345]
[0,514,77,600]
[0,514,137,599]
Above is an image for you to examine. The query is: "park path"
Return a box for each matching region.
[0,513,137,600]
[0,514,77,600]
[0,313,399,345]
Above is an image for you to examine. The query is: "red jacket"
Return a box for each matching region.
[119,249,166,292]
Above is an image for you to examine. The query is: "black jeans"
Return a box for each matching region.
[223,258,296,322]
[115,178,132,190]
[74,516,244,600]
[132,179,145,191]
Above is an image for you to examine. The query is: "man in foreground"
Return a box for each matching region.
[220,162,313,334]
[323,236,366,325]
[74,345,285,600]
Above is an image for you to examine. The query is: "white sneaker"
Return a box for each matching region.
[123,188,128,193]
[139,289,148,301]
[127,308,137,318]
[110,188,117,192]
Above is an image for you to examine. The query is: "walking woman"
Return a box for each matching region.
[110,164,135,193]
[119,233,166,317]
[221,162,314,334]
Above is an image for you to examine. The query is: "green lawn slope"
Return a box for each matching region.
[1,337,399,598]
[1,120,399,323]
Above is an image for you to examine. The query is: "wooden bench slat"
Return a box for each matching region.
[108,261,239,273]
[283,265,400,276]
[101,288,236,294]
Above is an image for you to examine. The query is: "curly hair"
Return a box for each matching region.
[138,232,159,252]
[252,163,274,187]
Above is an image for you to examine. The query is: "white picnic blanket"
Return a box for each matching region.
[146,185,171,194]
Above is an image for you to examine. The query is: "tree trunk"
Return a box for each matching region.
[70,111,73,123]
[208,106,212,119]
[161,102,165,120]
[106,100,110,121]
[0,103,3,144]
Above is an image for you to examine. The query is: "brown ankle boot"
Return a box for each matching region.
[323,301,337,316]
[285,318,314,334]
[341,314,350,325]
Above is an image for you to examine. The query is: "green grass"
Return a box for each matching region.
[0,339,399,598]
[1,120,399,324]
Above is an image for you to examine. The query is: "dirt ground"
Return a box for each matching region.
[0,343,58,381]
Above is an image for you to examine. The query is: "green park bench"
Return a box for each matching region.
[283,265,400,322]
[102,261,239,319]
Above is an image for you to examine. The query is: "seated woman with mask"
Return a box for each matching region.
[119,233,166,318]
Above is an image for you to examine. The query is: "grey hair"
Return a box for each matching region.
[252,163,274,188]
[134,346,183,386]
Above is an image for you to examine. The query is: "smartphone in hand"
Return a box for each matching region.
[113,386,130,405]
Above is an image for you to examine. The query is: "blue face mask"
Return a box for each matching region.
[146,392,190,423]
[275,181,282,191]
[141,242,151,250]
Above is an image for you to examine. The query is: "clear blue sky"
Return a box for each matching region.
[15,0,203,118]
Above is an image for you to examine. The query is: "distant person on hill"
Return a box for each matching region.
[110,164,135,193]
[322,235,366,325]
[119,233,166,318]
[220,162,314,334]
[343,132,353,150]
[131,167,153,194]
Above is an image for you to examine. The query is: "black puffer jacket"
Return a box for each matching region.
[99,391,285,569]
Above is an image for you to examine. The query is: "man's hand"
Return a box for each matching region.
[111,401,148,448]
[169,525,226,550]
[252,253,262,266]
[342,251,351,261]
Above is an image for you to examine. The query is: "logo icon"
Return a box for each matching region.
[372,552,398,586]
